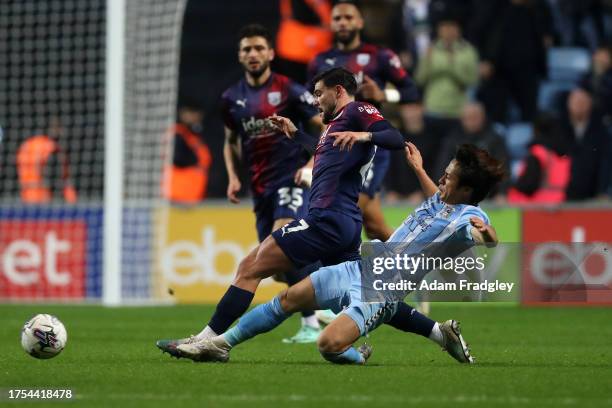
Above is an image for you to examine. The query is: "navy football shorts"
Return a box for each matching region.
[271,208,362,268]
[253,184,310,242]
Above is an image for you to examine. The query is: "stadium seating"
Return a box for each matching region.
[538,80,573,114]
[547,47,591,82]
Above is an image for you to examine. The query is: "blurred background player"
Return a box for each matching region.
[156,67,406,358]
[176,143,503,365]
[16,116,77,204]
[161,104,212,204]
[219,24,323,343]
[308,0,419,243]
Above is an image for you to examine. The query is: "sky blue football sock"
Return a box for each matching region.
[223,296,290,347]
[321,347,365,365]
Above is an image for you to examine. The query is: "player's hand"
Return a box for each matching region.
[404,142,424,171]
[294,166,313,188]
[329,131,370,151]
[227,177,241,204]
[267,114,297,138]
[470,217,498,246]
[359,75,386,103]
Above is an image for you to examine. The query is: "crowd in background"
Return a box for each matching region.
[176,0,612,205]
[376,0,612,204]
[13,0,612,205]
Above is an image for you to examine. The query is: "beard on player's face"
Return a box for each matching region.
[334,29,359,46]
[244,59,270,79]
[321,102,337,124]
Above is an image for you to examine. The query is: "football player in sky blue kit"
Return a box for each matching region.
[176,143,504,365]
[160,67,407,360]
[308,0,419,243]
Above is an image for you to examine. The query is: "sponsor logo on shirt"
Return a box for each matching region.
[357,53,370,66]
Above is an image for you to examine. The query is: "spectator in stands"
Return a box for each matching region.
[16,117,77,204]
[548,0,605,50]
[562,89,610,200]
[579,45,612,121]
[435,102,510,197]
[274,0,332,84]
[162,105,212,204]
[508,113,571,204]
[415,14,478,152]
[389,0,470,73]
[474,0,553,123]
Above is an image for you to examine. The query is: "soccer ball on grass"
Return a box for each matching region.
[21,314,68,359]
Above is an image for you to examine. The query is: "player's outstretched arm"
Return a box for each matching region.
[470,217,498,246]
[223,126,242,204]
[405,142,437,197]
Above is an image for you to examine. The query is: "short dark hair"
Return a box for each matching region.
[454,144,505,204]
[238,24,273,48]
[311,67,358,95]
[335,0,361,8]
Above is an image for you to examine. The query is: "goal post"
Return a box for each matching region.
[0,0,186,305]
[103,0,125,306]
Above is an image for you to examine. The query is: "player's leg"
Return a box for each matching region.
[224,275,319,347]
[206,235,294,334]
[176,276,320,362]
[270,217,321,343]
[359,192,394,241]
[155,241,280,357]
[180,260,363,362]
[317,300,398,365]
[387,302,474,363]
[316,314,369,364]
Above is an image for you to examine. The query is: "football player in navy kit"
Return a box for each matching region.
[308,0,419,242]
[157,67,407,360]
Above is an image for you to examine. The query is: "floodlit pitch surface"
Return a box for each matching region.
[1,304,611,407]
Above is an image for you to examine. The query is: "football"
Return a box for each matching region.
[21,314,68,359]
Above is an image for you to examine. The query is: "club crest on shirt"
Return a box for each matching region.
[356,53,370,66]
[267,91,281,107]
[440,205,454,219]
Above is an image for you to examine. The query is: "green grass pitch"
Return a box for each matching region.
[1,304,611,407]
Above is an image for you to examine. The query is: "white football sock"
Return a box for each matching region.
[429,322,444,347]
[196,325,217,341]
[301,315,320,329]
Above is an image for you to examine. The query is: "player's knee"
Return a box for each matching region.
[279,287,305,314]
[277,289,295,313]
[317,331,345,354]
